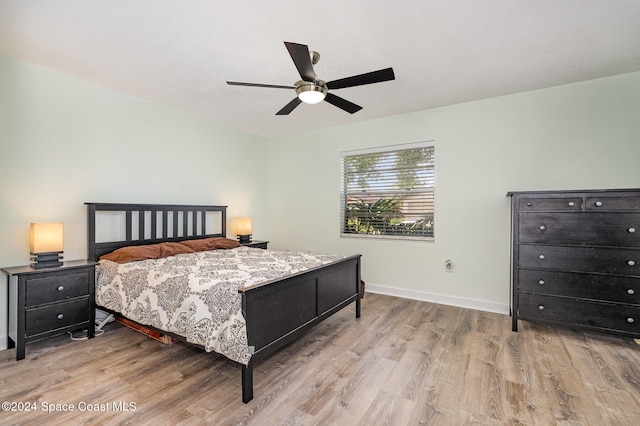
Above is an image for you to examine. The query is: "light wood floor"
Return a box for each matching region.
[2,293,640,425]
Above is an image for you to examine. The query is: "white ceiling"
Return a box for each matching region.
[1,1,639,138]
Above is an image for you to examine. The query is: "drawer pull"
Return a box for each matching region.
[539,254,545,260]
[538,279,545,285]
[629,260,636,266]
[629,227,637,234]
[57,313,64,320]
[627,318,635,324]
[628,289,635,295]
[568,201,575,207]
[527,202,532,207]
[57,285,64,292]
[538,305,545,311]
[539,225,546,231]
[595,201,603,207]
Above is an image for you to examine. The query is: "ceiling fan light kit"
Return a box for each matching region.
[227,41,395,115]
[295,80,327,104]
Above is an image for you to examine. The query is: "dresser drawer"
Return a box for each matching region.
[519,197,583,211]
[25,297,90,336]
[519,212,640,247]
[519,244,640,276]
[518,293,640,333]
[25,271,90,306]
[518,269,640,304]
[585,195,640,211]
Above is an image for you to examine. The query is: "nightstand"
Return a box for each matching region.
[241,240,269,249]
[1,260,97,361]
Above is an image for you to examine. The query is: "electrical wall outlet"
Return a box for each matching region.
[445,259,453,272]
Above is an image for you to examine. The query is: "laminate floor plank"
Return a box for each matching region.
[462,332,507,423]
[2,293,639,425]
[499,332,532,386]
[385,346,431,402]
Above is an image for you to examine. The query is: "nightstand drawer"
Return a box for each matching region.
[26,297,90,336]
[25,271,90,306]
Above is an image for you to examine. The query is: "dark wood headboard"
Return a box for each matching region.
[86,202,227,261]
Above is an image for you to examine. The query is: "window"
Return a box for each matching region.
[340,142,435,240]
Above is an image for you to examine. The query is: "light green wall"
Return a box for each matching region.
[267,72,640,312]
[2,53,640,348]
[0,56,268,346]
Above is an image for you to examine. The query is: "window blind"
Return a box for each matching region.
[340,142,435,239]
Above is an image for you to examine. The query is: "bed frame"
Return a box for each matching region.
[85,202,361,403]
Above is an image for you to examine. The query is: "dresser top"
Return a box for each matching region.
[507,188,640,197]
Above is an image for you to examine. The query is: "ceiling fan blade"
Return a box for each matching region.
[325,93,362,114]
[284,42,316,82]
[227,81,295,89]
[276,97,303,115]
[326,67,395,90]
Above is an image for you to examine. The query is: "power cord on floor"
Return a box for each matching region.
[67,312,115,341]
[68,328,105,341]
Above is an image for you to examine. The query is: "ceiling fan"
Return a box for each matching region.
[226,41,395,115]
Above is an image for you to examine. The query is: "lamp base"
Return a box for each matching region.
[30,252,63,269]
[237,235,252,244]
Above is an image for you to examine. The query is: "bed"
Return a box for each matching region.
[86,202,362,403]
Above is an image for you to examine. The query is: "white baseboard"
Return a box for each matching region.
[0,335,7,351]
[365,283,510,315]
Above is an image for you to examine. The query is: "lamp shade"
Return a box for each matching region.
[30,223,64,254]
[236,218,253,236]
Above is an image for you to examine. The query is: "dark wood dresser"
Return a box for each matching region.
[508,189,640,337]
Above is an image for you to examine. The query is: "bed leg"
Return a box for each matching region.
[242,363,254,403]
[356,294,361,318]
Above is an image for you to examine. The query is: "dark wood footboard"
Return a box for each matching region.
[239,254,361,402]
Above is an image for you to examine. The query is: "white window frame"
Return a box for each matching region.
[340,141,435,241]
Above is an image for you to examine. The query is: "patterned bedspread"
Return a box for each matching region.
[95,246,343,365]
